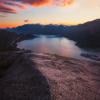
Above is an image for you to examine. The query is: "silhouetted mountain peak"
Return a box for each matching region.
[7,19,100,48]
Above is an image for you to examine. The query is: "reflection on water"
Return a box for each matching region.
[17,35,82,58]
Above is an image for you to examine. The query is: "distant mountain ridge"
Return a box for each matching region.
[8,19,100,49]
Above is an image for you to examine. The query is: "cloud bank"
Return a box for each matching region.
[0,0,75,14]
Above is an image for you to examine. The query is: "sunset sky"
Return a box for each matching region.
[0,0,100,28]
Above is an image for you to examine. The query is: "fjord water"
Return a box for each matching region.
[17,35,83,58]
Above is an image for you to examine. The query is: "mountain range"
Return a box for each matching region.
[7,19,100,49]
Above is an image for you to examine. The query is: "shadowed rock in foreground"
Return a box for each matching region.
[0,51,100,100]
[0,52,51,100]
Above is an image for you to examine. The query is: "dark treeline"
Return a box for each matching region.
[0,30,18,51]
[0,30,18,77]
[0,30,36,51]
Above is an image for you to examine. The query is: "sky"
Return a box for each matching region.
[0,0,100,28]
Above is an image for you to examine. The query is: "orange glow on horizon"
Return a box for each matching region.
[0,23,22,28]
[0,21,82,28]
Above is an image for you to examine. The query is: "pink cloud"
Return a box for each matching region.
[18,0,74,7]
[0,0,75,14]
[0,0,26,13]
[19,0,52,6]
[0,3,16,13]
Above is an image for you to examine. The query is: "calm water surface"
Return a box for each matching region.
[17,35,84,58]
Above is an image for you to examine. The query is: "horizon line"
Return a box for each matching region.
[0,18,100,29]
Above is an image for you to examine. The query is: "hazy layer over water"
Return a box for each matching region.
[17,35,83,58]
